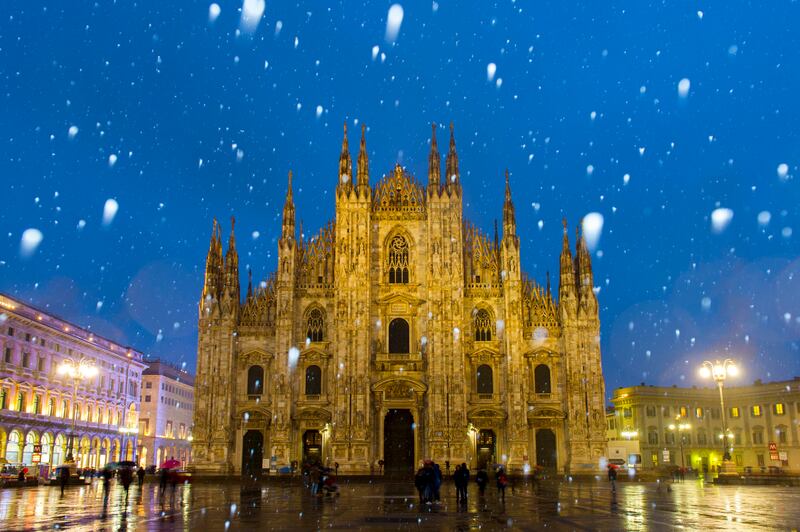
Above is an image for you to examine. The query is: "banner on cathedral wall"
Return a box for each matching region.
[662,449,670,463]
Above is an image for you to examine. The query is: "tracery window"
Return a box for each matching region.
[387,235,410,284]
[474,309,492,341]
[306,308,324,342]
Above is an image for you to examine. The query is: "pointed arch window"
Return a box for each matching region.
[477,364,493,394]
[534,364,552,394]
[474,309,493,341]
[387,235,410,284]
[247,365,264,396]
[305,365,322,396]
[306,308,324,343]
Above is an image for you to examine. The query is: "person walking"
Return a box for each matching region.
[101,466,113,505]
[453,465,463,502]
[607,464,617,494]
[432,462,443,504]
[158,467,169,501]
[458,463,470,502]
[414,464,427,504]
[136,466,145,488]
[496,467,508,503]
[59,466,70,496]
[120,466,134,503]
[475,468,488,496]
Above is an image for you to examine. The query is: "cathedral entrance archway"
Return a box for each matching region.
[241,430,264,481]
[383,409,414,475]
[302,430,322,465]
[476,429,495,470]
[535,428,557,470]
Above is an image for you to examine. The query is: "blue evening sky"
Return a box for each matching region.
[2,1,799,398]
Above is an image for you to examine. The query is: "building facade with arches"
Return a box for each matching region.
[0,294,146,474]
[137,360,194,469]
[191,124,607,477]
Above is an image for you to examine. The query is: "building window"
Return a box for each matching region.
[651,452,658,466]
[664,432,675,445]
[752,405,762,417]
[752,430,764,445]
[306,308,324,342]
[645,405,656,417]
[179,423,186,439]
[730,406,739,418]
[387,235,410,284]
[146,382,152,389]
[648,430,658,445]
[3,347,11,363]
[710,407,720,419]
[756,454,765,467]
[166,421,173,438]
[695,407,703,419]
[16,392,25,412]
[388,318,410,353]
[144,395,151,403]
[623,408,632,418]
[774,403,785,415]
[662,406,670,417]
[776,426,788,445]
[22,352,29,368]
[7,327,14,336]
[33,394,41,414]
[534,364,551,394]
[476,364,493,394]
[698,431,707,445]
[247,365,264,396]
[679,406,688,418]
[474,309,493,341]
[0,388,7,409]
[305,365,322,395]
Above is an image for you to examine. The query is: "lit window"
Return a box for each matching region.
[752,405,762,417]
[679,406,688,418]
[774,403,785,415]
[730,407,739,418]
[695,407,703,418]
[474,309,493,341]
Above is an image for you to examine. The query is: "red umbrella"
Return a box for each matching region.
[160,459,181,470]
[22,467,29,474]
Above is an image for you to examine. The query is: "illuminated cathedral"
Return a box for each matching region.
[191,123,607,476]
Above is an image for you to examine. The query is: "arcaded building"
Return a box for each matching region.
[191,124,607,476]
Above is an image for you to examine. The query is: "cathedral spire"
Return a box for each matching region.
[428,122,441,190]
[445,122,460,188]
[503,169,516,238]
[338,121,353,189]
[246,268,253,300]
[493,219,499,250]
[576,222,594,291]
[281,170,295,242]
[356,123,369,192]
[224,216,239,283]
[202,218,223,301]
[559,217,575,297]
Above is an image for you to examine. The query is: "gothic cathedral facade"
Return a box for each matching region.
[191,123,607,476]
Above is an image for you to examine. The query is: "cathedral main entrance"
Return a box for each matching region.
[535,428,557,470]
[241,430,264,480]
[302,430,322,465]
[383,409,414,475]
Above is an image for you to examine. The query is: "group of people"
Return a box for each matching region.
[414,460,510,505]
[302,462,339,497]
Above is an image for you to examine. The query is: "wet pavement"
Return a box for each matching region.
[0,477,798,531]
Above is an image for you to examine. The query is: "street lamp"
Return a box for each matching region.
[699,359,737,463]
[668,419,691,472]
[57,357,98,463]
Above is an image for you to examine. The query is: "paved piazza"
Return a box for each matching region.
[0,478,798,531]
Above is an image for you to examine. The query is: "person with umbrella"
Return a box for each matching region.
[136,465,146,488]
[607,463,618,493]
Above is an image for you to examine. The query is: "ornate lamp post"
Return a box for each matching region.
[57,357,98,463]
[699,359,738,474]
